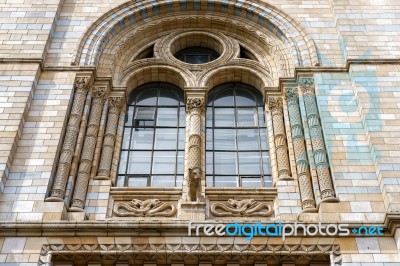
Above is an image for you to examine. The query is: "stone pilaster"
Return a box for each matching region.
[70,83,109,211]
[46,74,92,202]
[268,96,293,181]
[299,77,338,203]
[285,87,317,212]
[95,91,125,180]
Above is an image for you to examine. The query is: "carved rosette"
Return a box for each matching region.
[186,97,205,202]
[70,85,108,211]
[268,97,292,181]
[113,199,176,217]
[211,199,273,217]
[285,87,316,211]
[97,94,124,179]
[47,75,91,201]
[299,78,337,202]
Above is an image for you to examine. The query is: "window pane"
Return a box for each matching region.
[238,151,261,175]
[176,175,183,187]
[214,128,235,150]
[178,128,185,150]
[237,108,257,127]
[214,152,237,175]
[125,106,134,126]
[157,108,178,126]
[215,176,237,187]
[118,151,128,173]
[154,128,177,150]
[260,128,268,150]
[237,129,259,150]
[116,176,125,187]
[206,152,213,174]
[264,175,272,187]
[152,151,176,174]
[179,107,185,126]
[206,128,213,150]
[131,128,154,150]
[176,151,184,175]
[213,90,234,106]
[241,177,261,188]
[151,176,175,187]
[121,128,131,149]
[215,108,235,127]
[136,89,157,105]
[258,107,265,126]
[127,176,147,187]
[127,151,152,174]
[262,152,271,175]
[206,107,213,127]
[158,89,179,105]
[235,89,256,106]
[206,176,213,187]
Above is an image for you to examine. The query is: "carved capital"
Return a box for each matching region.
[186,97,205,113]
[298,77,315,95]
[92,86,108,101]
[75,76,91,92]
[108,96,124,108]
[268,97,283,111]
[285,87,298,99]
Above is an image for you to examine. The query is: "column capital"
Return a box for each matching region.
[298,76,315,95]
[186,97,205,113]
[92,82,110,101]
[75,72,93,92]
[108,91,125,109]
[284,87,298,99]
[185,87,208,98]
[267,96,283,111]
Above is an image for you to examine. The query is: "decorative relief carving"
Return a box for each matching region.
[186,97,204,113]
[211,199,273,217]
[285,87,317,211]
[268,96,292,181]
[46,75,91,201]
[113,199,176,217]
[299,77,337,202]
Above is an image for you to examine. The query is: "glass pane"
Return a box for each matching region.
[136,89,157,105]
[215,108,235,127]
[152,151,176,174]
[215,176,237,187]
[237,108,257,127]
[178,128,185,150]
[206,176,214,187]
[179,107,185,126]
[158,89,180,105]
[116,176,125,187]
[125,106,134,126]
[214,152,237,175]
[184,54,210,64]
[151,176,175,187]
[264,175,272,187]
[260,128,268,150]
[156,108,178,126]
[118,151,128,173]
[206,151,213,174]
[176,151,184,174]
[213,90,234,106]
[131,128,154,150]
[262,152,271,175]
[206,128,213,150]
[154,128,177,150]
[176,175,183,187]
[258,107,265,126]
[121,128,131,149]
[237,129,259,150]
[127,151,152,174]
[206,107,213,127]
[238,151,261,175]
[235,89,256,106]
[242,177,261,188]
[214,128,236,150]
[127,176,147,187]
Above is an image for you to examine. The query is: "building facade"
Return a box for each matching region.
[0,0,399,265]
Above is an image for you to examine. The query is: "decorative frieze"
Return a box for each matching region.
[268,96,292,181]
[46,75,92,202]
[299,77,338,202]
[96,92,125,180]
[210,199,273,217]
[70,84,109,211]
[113,199,176,217]
[285,87,317,211]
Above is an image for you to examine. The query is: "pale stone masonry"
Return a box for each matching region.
[0,0,399,265]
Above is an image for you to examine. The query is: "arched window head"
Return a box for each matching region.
[117,82,185,187]
[206,83,272,188]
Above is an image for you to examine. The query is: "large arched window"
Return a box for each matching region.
[206,83,271,188]
[117,82,185,187]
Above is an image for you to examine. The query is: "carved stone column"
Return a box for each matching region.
[95,92,125,180]
[299,77,338,202]
[46,74,92,202]
[185,97,205,202]
[285,87,317,212]
[268,96,292,181]
[70,84,109,211]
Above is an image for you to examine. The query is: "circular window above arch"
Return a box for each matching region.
[174,47,220,64]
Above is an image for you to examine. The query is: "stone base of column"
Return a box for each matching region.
[277,174,294,181]
[94,175,110,180]
[67,211,88,221]
[69,206,85,212]
[320,196,340,203]
[180,201,206,221]
[45,196,64,202]
[299,207,318,214]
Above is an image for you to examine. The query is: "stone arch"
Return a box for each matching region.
[73,0,319,77]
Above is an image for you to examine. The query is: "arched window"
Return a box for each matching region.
[117,82,185,187]
[206,83,271,187]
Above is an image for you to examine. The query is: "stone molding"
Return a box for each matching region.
[210,199,273,217]
[113,199,177,217]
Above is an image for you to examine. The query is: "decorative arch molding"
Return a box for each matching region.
[73,0,319,78]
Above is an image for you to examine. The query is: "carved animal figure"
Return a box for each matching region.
[211,199,273,217]
[187,167,202,202]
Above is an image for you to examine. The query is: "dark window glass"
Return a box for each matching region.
[175,47,220,64]
[117,82,185,187]
[206,83,271,187]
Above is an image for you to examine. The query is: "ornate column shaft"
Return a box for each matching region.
[285,87,317,211]
[268,96,292,181]
[47,75,91,201]
[299,77,338,202]
[96,92,124,179]
[70,84,109,211]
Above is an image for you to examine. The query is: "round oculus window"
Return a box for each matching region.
[174,47,220,64]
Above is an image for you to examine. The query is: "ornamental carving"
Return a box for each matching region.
[113,199,176,217]
[92,86,108,100]
[75,76,91,91]
[211,199,273,217]
[109,95,124,108]
[268,96,283,110]
[186,97,204,112]
[298,77,314,89]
